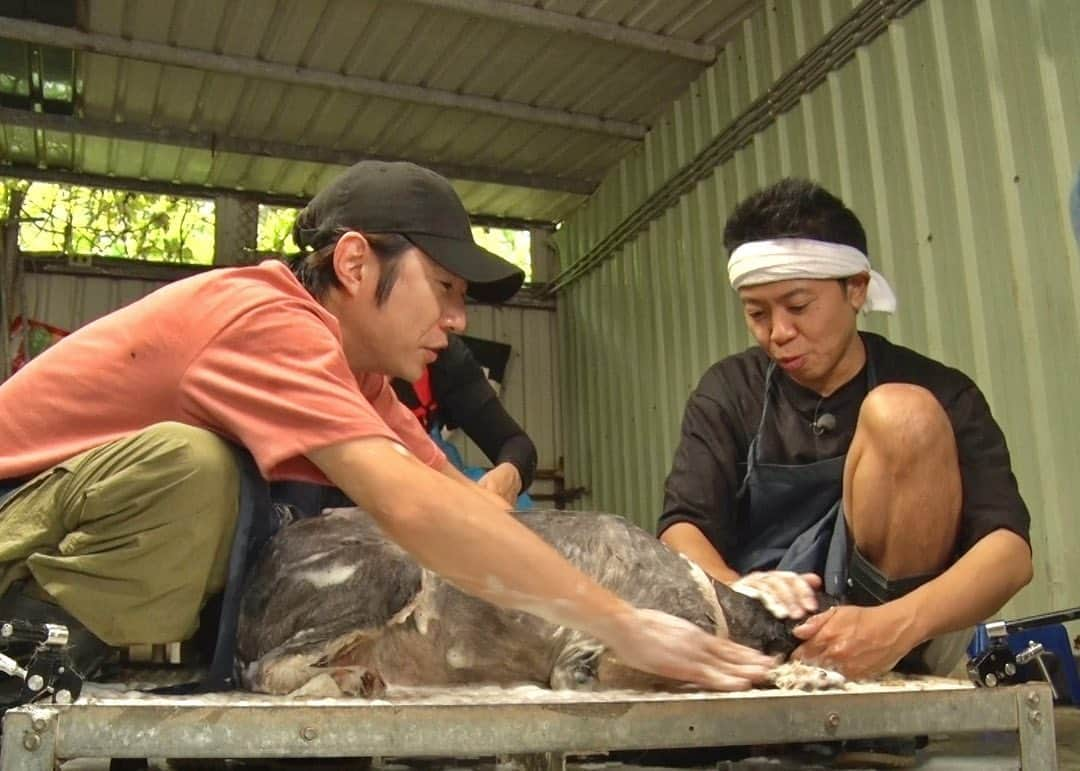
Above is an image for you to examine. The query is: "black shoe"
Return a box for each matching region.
[0,581,113,708]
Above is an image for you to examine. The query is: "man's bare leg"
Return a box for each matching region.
[843,383,962,579]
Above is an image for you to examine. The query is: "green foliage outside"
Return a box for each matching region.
[256,204,300,254]
[0,181,532,278]
[258,204,532,281]
[2,179,215,264]
[472,226,531,282]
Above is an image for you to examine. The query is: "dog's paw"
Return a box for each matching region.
[768,660,846,691]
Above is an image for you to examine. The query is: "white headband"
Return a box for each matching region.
[728,238,897,314]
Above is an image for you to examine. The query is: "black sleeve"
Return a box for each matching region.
[390,376,420,411]
[453,398,538,489]
[657,379,743,558]
[431,336,538,490]
[948,383,1031,553]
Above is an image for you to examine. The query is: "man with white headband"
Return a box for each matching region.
[659,179,1032,687]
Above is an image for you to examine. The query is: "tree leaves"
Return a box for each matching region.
[3,179,214,264]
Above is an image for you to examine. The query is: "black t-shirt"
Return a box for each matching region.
[273,336,538,517]
[392,335,537,489]
[658,332,1030,563]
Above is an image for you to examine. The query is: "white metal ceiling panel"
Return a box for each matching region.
[0,0,758,223]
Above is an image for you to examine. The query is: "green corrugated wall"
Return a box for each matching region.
[555,0,1080,617]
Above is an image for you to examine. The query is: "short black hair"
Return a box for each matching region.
[723,178,868,256]
[288,230,412,305]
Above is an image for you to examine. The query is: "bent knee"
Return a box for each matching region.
[136,422,239,495]
[856,384,953,456]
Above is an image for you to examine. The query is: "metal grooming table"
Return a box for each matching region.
[0,678,1057,770]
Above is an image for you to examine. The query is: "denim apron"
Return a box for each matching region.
[200,448,278,690]
[732,357,875,597]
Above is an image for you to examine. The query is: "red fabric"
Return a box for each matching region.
[410,367,438,430]
[7,316,69,372]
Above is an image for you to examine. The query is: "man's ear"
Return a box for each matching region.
[332,232,373,296]
[845,273,870,312]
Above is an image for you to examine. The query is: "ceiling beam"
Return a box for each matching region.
[0,17,647,140]
[0,164,557,231]
[19,254,556,308]
[0,107,597,196]
[408,0,716,63]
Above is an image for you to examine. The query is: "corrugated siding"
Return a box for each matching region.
[19,272,170,330]
[17,271,561,480]
[556,0,1080,617]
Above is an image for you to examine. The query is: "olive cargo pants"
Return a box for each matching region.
[0,422,239,646]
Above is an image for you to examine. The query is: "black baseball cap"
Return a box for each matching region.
[293,161,525,303]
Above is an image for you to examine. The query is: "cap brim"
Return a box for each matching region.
[408,233,525,303]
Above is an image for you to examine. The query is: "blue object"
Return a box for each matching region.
[1071,167,1080,247]
[969,622,1080,704]
[430,423,533,510]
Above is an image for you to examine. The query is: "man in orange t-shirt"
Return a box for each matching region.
[0,161,775,697]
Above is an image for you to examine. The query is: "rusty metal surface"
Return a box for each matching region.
[0,680,1057,768]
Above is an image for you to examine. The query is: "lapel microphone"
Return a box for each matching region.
[812,412,837,435]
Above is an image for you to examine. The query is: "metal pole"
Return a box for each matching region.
[214,195,259,266]
[0,708,56,771]
[1016,686,1058,770]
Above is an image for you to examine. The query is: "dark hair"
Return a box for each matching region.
[288,231,412,305]
[722,178,868,256]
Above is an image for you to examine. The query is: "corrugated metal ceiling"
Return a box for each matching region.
[0,0,761,225]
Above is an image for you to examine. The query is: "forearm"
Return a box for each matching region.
[309,438,633,643]
[459,397,537,490]
[890,528,1033,647]
[439,457,473,485]
[660,522,740,583]
[495,432,537,490]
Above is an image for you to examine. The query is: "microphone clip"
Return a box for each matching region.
[811,412,836,436]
